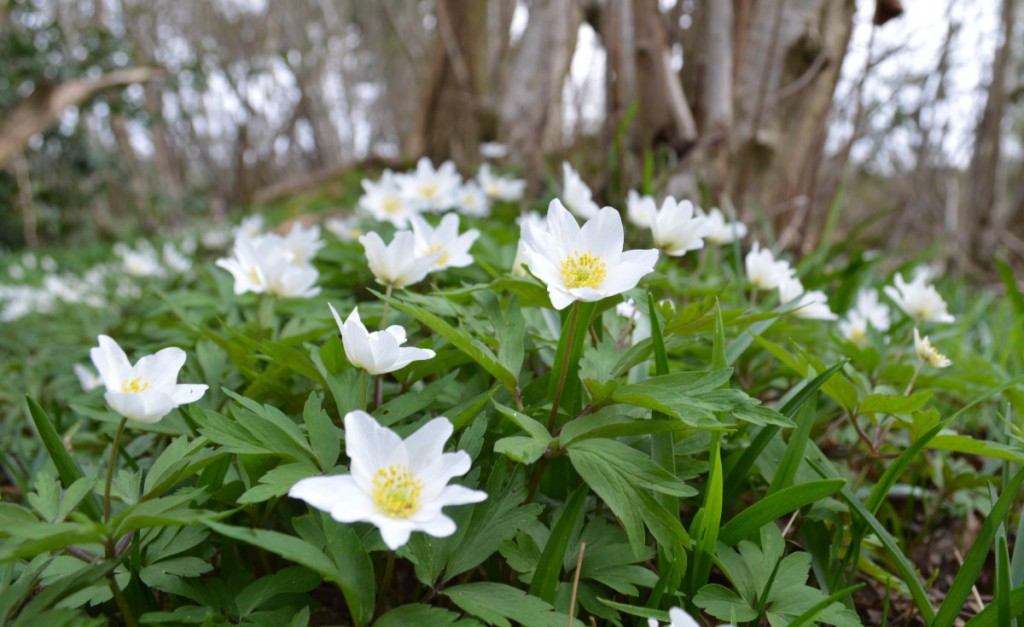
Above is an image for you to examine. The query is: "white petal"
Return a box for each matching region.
[578,207,624,264]
[384,325,408,345]
[389,346,436,371]
[90,335,131,391]
[547,286,577,310]
[289,474,361,512]
[135,347,187,391]
[105,391,146,422]
[403,417,453,473]
[344,411,405,485]
[376,519,414,550]
[434,484,488,507]
[139,391,178,423]
[545,199,581,248]
[414,513,457,538]
[366,331,401,374]
[171,384,207,405]
[328,302,346,332]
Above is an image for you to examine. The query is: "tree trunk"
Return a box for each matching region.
[729,0,856,235]
[964,0,1017,264]
[409,0,489,171]
[499,0,581,192]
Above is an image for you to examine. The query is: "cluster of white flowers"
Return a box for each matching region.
[743,242,838,320]
[357,156,526,228]
[216,220,324,298]
[360,213,480,290]
[626,190,747,252]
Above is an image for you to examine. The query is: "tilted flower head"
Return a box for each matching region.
[280,222,325,267]
[289,410,487,550]
[324,215,362,242]
[777,276,837,321]
[884,272,955,324]
[410,213,480,272]
[397,157,462,213]
[89,335,207,424]
[329,304,435,375]
[453,181,491,218]
[647,607,705,627]
[838,312,870,345]
[561,162,601,220]
[162,242,191,274]
[360,170,418,228]
[745,242,795,291]
[914,328,952,368]
[360,230,440,289]
[838,289,891,344]
[701,207,748,245]
[477,164,526,203]
[520,199,659,310]
[234,214,265,239]
[650,197,712,257]
[626,190,657,229]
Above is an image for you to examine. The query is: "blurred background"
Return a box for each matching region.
[0,0,1021,275]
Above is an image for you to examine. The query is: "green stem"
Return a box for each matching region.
[107,574,138,627]
[104,416,128,524]
[379,285,394,329]
[548,302,580,432]
[359,370,367,411]
[374,550,396,620]
[905,361,924,396]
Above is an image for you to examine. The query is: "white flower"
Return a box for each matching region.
[477,164,526,203]
[40,256,57,272]
[324,215,362,242]
[329,304,435,375]
[650,197,712,257]
[410,213,480,272]
[884,273,954,323]
[914,328,952,368]
[280,222,325,267]
[453,181,491,218]
[745,242,795,291]
[74,363,102,392]
[520,199,659,310]
[118,244,165,278]
[838,289,891,344]
[360,170,418,228]
[396,157,462,213]
[793,290,837,320]
[701,207,748,245]
[234,215,265,239]
[216,233,321,298]
[360,230,439,289]
[626,190,657,228]
[89,335,207,424]
[647,607,701,627]
[201,226,232,250]
[561,162,600,219]
[289,410,487,550]
[479,142,510,160]
[8,264,25,280]
[777,275,805,304]
[162,242,191,274]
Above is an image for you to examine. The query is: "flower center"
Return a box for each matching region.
[371,464,423,518]
[418,182,439,199]
[121,376,150,394]
[561,251,606,289]
[383,195,403,215]
[424,243,450,267]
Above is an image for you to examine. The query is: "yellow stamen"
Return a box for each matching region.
[418,182,439,199]
[372,464,423,518]
[121,376,149,394]
[424,243,450,267]
[383,195,403,215]
[561,251,607,289]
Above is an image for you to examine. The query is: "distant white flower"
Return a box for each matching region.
[280,223,325,267]
[360,231,439,289]
[118,244,165,278]
[479,142,510,160]
[838,313,870,345]
[234,215,265,239]
[40,256,57,273]
[289,410,487,550]
[884,273,955,323]
[745,242,794,291]
[520,199,659,310]
[216,232,320,298]
[701,207,748,245]
[329,304,435,375]
[162,242,191,274]
[360,170,418,228]
[561,162,600,220]
[89,335,207,424]
[397,157,462,213]
[851,288,892,331]
[410,214,479,272]
[8,264,25,280]
[626,190,657,229]
[74,363,102,392]
[201,226,232,250]
[22,253,37,269]
[793,290,837,321]
[324,215,362,242]
[650,197,712,257]
[914,328,952,368]
[477,164,526,203]
[453,181,490,218]
[777,275,805,304]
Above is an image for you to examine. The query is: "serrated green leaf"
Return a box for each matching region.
[442,582,582,627]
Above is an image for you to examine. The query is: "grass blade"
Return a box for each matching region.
[719,479,844,546]
[529,484,588,603]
